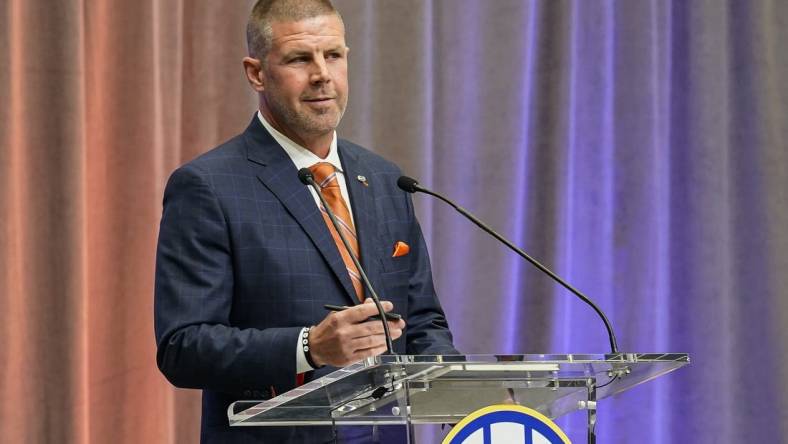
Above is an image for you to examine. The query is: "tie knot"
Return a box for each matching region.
[309,162,339,188]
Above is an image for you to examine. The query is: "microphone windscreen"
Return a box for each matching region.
[298,168,314,185]
[397,176,420,193]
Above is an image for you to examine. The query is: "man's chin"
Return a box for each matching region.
[302,114,342,133]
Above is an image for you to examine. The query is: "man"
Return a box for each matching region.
[154,0,457,442]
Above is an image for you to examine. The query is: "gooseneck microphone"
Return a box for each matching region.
[397,175,620,354]
[299,168,396,355]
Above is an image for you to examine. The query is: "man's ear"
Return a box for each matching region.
[242,57,265,92]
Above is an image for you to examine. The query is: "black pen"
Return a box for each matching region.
[324,304,402,321]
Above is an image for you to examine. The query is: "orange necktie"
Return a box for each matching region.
[309,162,365,301]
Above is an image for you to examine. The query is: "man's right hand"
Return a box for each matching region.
[308,299,406,368]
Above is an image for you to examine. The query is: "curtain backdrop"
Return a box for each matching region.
[2,0,786,442]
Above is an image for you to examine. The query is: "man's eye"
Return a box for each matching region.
[327,52,342,59]
[289,56,309,63]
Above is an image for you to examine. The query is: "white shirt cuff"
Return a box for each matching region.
[296,327,313,373]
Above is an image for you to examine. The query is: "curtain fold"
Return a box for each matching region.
[1,0,786,442]
[2,0,88,442]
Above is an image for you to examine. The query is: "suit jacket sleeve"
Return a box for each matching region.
[154,164,300,396]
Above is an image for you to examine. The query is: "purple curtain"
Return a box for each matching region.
[337,0,788,442]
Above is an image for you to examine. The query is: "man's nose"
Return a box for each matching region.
[309,57,331,84]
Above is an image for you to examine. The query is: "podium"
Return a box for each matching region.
[228,353,689,443]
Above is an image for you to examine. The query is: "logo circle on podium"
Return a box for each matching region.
[442,404,570,444]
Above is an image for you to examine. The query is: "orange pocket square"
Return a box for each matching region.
[392,241,410,257]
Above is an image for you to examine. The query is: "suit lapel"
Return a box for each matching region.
[339,142,383,302]
[244,117,358,304]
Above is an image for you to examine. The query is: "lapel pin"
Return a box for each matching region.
[357,175,368,186]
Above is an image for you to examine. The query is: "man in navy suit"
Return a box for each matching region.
[154,0,457,442]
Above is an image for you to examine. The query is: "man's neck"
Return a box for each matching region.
[259,109,332,159]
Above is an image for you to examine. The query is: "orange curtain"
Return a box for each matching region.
[1,1,256,442]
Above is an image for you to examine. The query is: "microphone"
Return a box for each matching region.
[397,175,620,354]
[298,168,396,355]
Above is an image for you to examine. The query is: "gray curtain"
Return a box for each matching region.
[1,0,785,442]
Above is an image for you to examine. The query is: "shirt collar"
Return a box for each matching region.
[257,111,343,173]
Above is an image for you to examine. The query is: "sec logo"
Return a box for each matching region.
[442,404,571,444]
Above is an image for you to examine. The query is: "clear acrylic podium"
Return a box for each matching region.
[228,353,689,443]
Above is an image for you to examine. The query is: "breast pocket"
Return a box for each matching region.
[380,254,411,274]
[374,235,411,306]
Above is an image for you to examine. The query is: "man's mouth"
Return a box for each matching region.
[303,96,335,103]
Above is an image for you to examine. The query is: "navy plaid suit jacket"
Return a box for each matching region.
[154,116,457,443]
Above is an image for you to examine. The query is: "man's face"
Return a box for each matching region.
[259,14,349,142]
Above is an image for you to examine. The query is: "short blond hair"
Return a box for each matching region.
[246,0,344,60]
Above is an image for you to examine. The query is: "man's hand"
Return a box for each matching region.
[308,299,406,368]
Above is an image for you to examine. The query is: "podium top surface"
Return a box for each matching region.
[229,353,689,427]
